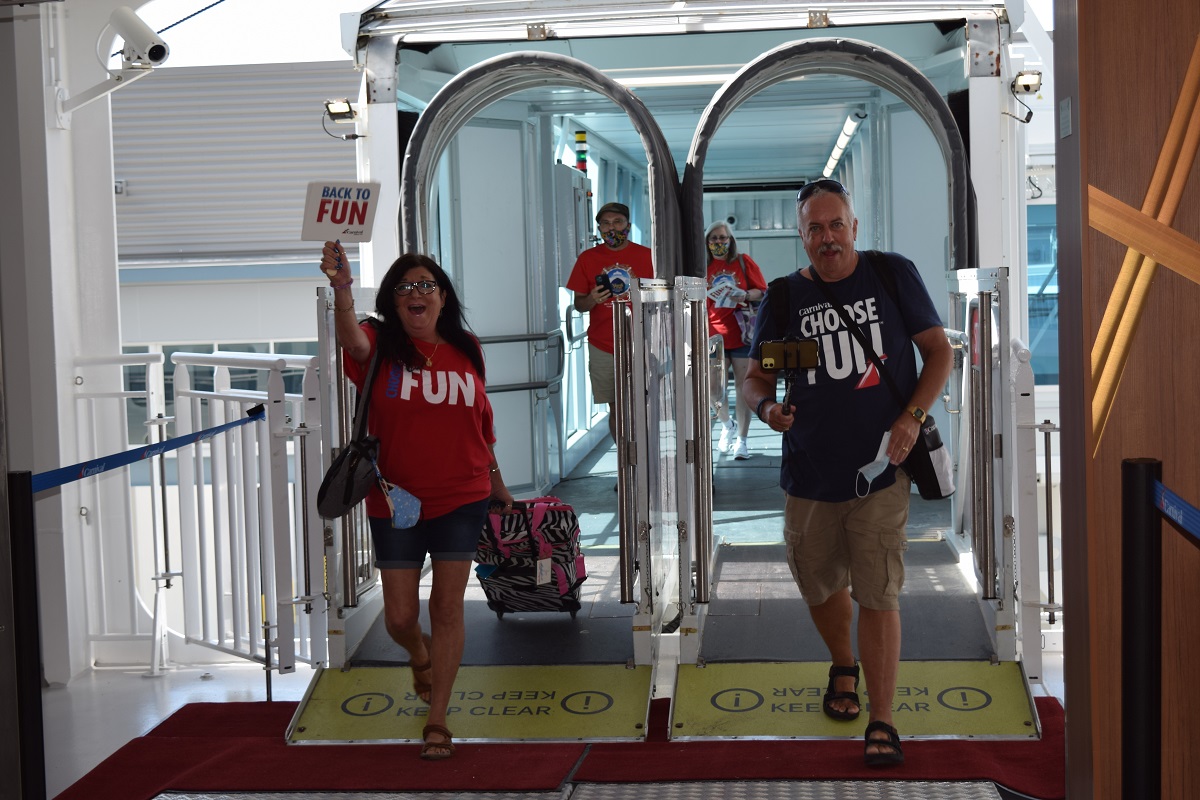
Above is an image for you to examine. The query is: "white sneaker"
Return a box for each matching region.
[718,423,737,453]
[734,437,750,460]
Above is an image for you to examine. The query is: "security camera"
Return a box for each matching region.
[109,5,169,68]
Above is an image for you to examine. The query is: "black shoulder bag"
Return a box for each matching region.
[808,253,955,500]
[317,346,383,519]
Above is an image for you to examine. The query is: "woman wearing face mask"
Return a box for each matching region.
[565,202,655,447]
[704,221,768,460]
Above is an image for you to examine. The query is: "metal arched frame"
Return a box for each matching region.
[681,37,978,278]
[399,50,682,278]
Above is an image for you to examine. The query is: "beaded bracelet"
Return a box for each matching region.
[330,277,354,289]
[755,397,774,422]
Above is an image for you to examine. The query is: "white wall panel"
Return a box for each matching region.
[111,62,363,261]
[120,279,319,344]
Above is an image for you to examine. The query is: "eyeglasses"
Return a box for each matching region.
[797,179,849,204]
[708,235,731,242]
[394,280,438,296]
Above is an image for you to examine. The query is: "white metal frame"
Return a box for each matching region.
[170,351,326,674]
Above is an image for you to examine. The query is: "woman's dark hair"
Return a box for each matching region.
[704,220,741,262]
[369,253,486,379]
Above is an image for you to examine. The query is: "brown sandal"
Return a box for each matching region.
[410,633,432,704]
[420,723,455,760]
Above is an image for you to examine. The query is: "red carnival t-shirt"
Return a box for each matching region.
[706,254,768,350]
[344,324,495,520]
[565,242,655,353]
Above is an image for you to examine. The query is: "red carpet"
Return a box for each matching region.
[55,697,1065,800]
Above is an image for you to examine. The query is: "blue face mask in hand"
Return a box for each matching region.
[856,431,892,497]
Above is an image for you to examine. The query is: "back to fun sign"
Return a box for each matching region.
[301,181,381,242]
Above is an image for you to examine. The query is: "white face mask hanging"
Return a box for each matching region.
[856,431,893,497]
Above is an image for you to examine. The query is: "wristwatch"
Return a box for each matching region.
[906,405,927,424]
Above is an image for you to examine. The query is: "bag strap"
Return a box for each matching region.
[766,275,790,341]
[734,255,748,287]
[349,344,383,443]
[808,255,908,411]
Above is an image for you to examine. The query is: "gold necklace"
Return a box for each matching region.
[413,338,440,367]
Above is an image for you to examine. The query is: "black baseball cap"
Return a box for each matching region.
[595,202,630,222]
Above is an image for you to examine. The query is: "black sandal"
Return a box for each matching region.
[864,719,904,766]
[822,662,860,721]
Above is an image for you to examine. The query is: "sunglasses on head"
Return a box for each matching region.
[394,280,438,296]
[797,179,849,203]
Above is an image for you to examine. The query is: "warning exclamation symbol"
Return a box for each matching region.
[583,695,592,711]
[960,691,969,707]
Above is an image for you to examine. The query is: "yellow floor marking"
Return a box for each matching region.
[671,660,1038,740]
[288,664,653,744]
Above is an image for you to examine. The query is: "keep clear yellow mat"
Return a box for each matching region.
[672,660,1038,741]
[287,664,654,744]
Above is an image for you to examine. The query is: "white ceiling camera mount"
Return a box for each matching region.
[55,5,170,127]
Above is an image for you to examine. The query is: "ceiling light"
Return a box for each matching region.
[612,73,737,89]
[822,110,867,178]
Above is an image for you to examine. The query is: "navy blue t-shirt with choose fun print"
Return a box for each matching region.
[750,251,943,503]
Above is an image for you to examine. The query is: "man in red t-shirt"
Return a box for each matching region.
[565,202,655,442]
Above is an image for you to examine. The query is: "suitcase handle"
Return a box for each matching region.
[485,499,556,560]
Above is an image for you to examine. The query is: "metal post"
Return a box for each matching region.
[1121,457,1161,800]
[690,288,713,604]
[974,292,997,599]
[7,471,47,799]
[613,299,637,604]
[1042,421,1058,624]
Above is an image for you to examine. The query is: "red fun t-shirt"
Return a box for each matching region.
[344,325,495,520]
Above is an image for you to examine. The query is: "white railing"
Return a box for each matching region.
[73,353,167,661]
[169,352,327,674]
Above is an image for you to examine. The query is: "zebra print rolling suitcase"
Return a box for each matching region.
[474,496,586,619]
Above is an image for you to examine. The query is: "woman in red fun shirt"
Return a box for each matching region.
[320,243,515,761]
[704,221,768,461]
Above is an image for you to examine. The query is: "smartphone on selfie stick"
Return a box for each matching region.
[759,337,819,416]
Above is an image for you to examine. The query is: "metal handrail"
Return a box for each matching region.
[1037,418,1061,624]
[614,300,638,604]
[478,329,565,394]
[972,291,997,599]
[692,293,714,604]
[171,352,313,370]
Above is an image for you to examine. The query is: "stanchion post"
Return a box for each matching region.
[1121,457,1162,800]
[7,470,47,799]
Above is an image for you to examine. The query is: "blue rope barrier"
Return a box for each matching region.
[1155,480,1200,543]
[30,404,266,494]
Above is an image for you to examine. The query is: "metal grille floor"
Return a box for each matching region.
[155,780,1007,799]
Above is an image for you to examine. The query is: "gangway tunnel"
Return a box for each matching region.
[292,20,1051,747]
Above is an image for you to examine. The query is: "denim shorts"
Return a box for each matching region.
[725,344,752,359]
[369,498,489,570]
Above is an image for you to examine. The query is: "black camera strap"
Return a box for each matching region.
[808,255,908,412]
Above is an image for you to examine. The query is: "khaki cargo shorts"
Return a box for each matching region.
[783,473,911,611]
[588,344,617,405]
